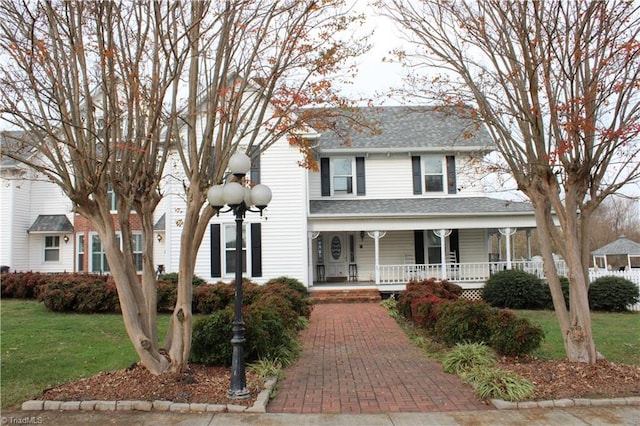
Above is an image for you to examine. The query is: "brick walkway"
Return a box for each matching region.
[267,303,492,414]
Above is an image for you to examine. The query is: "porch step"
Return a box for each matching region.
[310,288,381,304]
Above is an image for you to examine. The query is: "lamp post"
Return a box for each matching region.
[207,152,272,399]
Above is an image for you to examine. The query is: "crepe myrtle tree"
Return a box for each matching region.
[0,0,369,374]
[380,0,640,363]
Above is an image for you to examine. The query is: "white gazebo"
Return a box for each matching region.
[591,235,640,270]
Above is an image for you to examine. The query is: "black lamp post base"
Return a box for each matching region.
[227,388,251,400]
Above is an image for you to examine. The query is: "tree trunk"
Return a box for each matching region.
[103,236,170,374]
[532,195,597,364]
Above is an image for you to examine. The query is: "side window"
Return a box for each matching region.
[133,233,143,272]
[77,234,85,272]
[91,234,107,272]
[90,233,121,273]
[44,236,60,262]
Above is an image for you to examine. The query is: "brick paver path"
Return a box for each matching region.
[267,303,492,414]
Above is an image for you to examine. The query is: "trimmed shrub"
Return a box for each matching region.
[487,309,544,356]
[1,272,53,299]
[261,282,312,319]
[38,274,119,313]
[589,276,640,312]
[397,278,462,322]
[156,280,177,312]
[482,269,546,309]
[158,272,207,287]
[245,304,298,362]
[434,300,494,345]
[192,282,235,314]
[190,303,299,366]
[265,276,309,298]
[434,300,543,356]
[190,309,235,366]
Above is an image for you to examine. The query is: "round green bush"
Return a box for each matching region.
[245,304,297,361]
[265,276,309,298]
[487,309,544,356]
[190,309,235,366]
[482,269,546,309]
[589,276,639,311]
[434,300,543,356]
[434,300,494,345]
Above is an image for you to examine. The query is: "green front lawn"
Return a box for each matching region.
[2,299,638,409]
[0,299,170,409]
[515,309,640,366]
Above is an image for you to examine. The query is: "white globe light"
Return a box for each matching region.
[223,182,245,206]
[207,184,225,208]
[251,184,272,208]
[244,186,253,207]
[228,152,251,176]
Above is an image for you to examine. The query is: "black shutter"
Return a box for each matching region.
[412,156,422,195]
[446,155,456,194]
[356,157,366,196]
[210,224,221,278]
[251,155,261,184]
[251,223,262,277]
[450,229,459,261]
[414,230,425,264]
[320,157,330,196]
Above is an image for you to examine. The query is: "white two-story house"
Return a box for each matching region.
[1,106,538,296]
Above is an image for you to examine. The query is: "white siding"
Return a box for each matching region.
[0,175,31,270]
[27,177,74,272]
[459,229,488,263]
[187,138,309,285]
[256,139,308,284]
[309,153,488,200]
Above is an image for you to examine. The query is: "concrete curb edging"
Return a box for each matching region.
[21,376,278,414]
[491,396,640,410]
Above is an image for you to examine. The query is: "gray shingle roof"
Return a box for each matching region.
[154,213,165,231]
[591,236,640,256]
[309,197,533,217]
[28,215,74,233]
[313,106,494,152]
[1,130,36,168]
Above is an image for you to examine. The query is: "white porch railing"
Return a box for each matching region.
[378,261,640,311]
[378,260,567,285]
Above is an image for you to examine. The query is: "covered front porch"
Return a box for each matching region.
[307,227,549,292]
[307,195,541,291]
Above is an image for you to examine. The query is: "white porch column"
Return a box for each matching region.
[308,232,320,287]
[526,230,532,260]
[433,229,452,280]
[367,231,386,285]
[499,227,517,269]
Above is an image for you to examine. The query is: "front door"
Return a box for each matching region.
[325,233,347,281]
